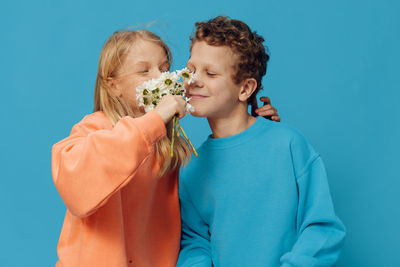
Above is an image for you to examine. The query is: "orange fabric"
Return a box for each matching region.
[52,111,181,267]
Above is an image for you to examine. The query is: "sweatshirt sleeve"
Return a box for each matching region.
[177,180,212,267]
[280,133,346,267]
[51,111,166,218]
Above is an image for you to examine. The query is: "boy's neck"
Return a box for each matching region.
[207,107,257,139]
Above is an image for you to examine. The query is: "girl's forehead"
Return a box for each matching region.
[127,39,168,62]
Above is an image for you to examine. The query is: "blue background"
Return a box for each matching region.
[1,0,399,266]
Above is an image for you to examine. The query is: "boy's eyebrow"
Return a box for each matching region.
[187,60,217,69]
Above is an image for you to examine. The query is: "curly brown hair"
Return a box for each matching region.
[190,16,270,115]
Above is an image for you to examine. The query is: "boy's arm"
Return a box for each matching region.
[280,155,346,267]
[177,181,212,267]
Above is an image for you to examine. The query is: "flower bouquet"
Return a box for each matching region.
[136,68,198,157]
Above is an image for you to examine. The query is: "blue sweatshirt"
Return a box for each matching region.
[177,118,346,267]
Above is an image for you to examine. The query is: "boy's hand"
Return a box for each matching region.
[255,97,280,122]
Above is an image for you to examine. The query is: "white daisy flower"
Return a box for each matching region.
[135,68,199,157]
[186,102,195,114]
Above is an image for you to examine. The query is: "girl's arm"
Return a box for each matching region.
[51,111,166,218]
[254,96,280,122]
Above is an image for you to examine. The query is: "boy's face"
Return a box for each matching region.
[186,41,243,118]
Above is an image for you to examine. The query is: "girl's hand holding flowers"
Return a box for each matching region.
[136,68,197,157]
[155,95,187,123]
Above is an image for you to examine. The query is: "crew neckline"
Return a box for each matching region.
[203,118,268,149]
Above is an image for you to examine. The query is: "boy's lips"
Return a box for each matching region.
[189,94,208,99]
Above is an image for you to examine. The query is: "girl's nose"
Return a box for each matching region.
[149,69,162,80]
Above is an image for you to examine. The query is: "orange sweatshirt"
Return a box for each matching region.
[51,110,181,267]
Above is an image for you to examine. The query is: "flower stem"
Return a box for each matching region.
[178,125,198,157]
[176,118,181,137]
[170,116,176,157]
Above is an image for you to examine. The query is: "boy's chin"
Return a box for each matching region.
[190,111,206,118]
[189,103,208,118]
[189,108,209,118]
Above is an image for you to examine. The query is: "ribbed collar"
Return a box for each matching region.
[203,118,268,150]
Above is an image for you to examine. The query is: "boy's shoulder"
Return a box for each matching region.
[262,118,317,151]
[256,117,312,147]
[261,118,320,176]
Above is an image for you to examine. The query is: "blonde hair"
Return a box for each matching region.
[94,30,191,177]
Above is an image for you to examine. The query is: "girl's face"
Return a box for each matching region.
[113,39,170,111]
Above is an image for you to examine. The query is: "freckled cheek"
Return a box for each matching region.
[125,75,146,88]
[205,80,221,96]
[209,81,226,97]
[130,78,142,89]
[121,83,140,103]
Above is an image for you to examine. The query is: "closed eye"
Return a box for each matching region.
[160,67,169,72]
[160,62,170,72]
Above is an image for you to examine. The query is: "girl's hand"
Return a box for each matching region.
[155,95,187,124]
[255,96,280,122]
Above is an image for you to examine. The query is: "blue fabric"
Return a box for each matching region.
[177,118,346,267]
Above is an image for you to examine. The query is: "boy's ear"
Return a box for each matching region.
[238,78,257,102]
[107,78,122,97]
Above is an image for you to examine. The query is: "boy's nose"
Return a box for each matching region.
[188,75,204,88]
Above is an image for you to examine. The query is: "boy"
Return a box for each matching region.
[177,16,346,267]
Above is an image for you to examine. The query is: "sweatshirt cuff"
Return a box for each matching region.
[280,252,318,267]
[126,110,167,147]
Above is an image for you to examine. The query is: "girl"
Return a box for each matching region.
[52,30,279,267]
